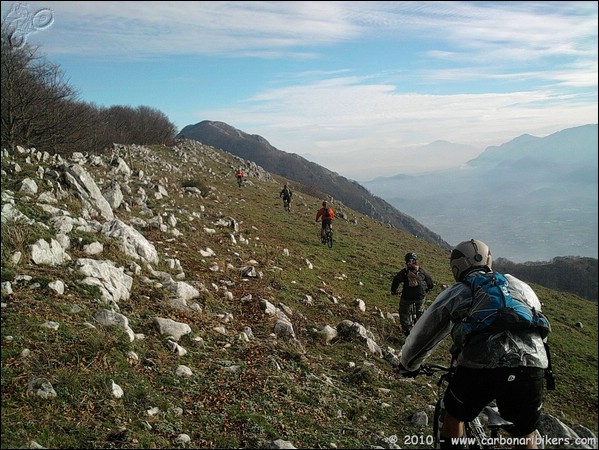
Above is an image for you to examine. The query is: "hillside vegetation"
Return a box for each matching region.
[494,257,598,302]
[1,141,597,449]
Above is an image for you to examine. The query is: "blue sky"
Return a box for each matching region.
[2,1,597,180]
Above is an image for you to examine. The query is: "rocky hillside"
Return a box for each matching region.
[1,141,597,449]
[177,121,450,250]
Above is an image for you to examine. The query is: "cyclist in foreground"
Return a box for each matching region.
[398,239,550,449]
[391,252,434,337]
[315,200,334,242]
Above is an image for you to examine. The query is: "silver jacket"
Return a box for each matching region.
[400,272,549,371]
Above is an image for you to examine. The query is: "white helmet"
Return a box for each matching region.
[450,239,492,281]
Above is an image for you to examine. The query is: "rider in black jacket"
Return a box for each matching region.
[391,252,434,336]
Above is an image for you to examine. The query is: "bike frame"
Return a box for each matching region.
[397,295,425,332]
[408,302,418,328]
[325,225,333,248]
[321,222,333,248]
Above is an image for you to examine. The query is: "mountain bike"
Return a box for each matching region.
[419,363,544,449]
[390,292,417,337]
[237,176,243,188]
[392,294,425,336]
[283,197,291,212]
[408,302,418,329]
[321,223,333,248]
[407,289,433,330]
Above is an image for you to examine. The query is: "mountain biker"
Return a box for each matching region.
[280,184,293,210]
[398,239,549,449]
[315,201,334,242]
[390,252,434,337]
[235,167,245,187]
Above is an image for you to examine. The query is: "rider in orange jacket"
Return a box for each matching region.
[315,200,335,241]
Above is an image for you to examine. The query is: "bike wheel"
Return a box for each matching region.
[432,399,444,449]
[404,303,418,336]
[409,303,417,327]
[326,231,333,248]
[465,417,486,449]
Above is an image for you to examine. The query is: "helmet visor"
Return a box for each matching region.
[450,248,466,261]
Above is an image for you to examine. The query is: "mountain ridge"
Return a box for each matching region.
[467,124,597,169]
[178,120,451,250]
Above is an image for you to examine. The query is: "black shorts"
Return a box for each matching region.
[321,218,332,229]
[443,366,545,436]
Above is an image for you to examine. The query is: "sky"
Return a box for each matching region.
[2,1,597,180]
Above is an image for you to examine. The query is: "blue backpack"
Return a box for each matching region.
[453,272,551,343]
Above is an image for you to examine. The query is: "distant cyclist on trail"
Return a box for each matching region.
[279,184,293,211]
[391,252,434,337]
[315,200,334,242]
[235,167,245,187]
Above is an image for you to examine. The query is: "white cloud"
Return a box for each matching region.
[196,77,596,177]
[3,1,596,179]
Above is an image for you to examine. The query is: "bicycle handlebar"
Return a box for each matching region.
[419,363,450,375]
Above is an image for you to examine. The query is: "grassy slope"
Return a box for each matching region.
[1,142,597,449]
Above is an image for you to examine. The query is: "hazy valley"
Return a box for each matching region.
[362,124,598,263]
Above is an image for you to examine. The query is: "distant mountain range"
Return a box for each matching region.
[362,124,598,262]
[177,121,450,249]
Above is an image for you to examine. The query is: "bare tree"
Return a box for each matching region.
[1,25,33,150]
[2,23,177,155]
[100,105,177,146]
[101,105,136,146]
[1,23,83,153]
[134,105,177,144]
[0,24,102,155]
[65,101,107,153]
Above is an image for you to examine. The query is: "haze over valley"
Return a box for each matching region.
[362,124,598,263]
